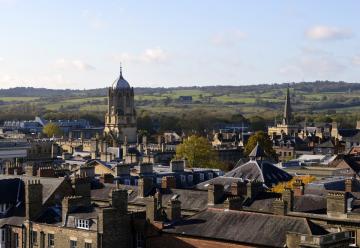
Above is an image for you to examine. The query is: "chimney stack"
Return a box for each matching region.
[282,188,294,212]
[25,180,43,221]
[110,189,128,214]
[293,179,305,196]
[208,184,224,205]
[166,198,181,222]
[138,177,154,197]
[272,198,288,215]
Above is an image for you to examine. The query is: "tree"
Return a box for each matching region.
[42,123,62,138]
[244,131,277,159]
[176,135,224,169]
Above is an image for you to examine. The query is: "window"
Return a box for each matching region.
[75,219,90,230]
[180,175,186,184]
[349,230,356,247]
[208,173,213,180]
[14,233,19,248]
[156,177,162,185]
[199,173,204,181]
[124,179,131,185]
[0,229,5,243]
[85,242,92,248]
[188,175,193,184]
[0,203,7,214]
[31,230,38,244]
[70,240,77,248]
[48,233,54,247]
[136,232,144,248]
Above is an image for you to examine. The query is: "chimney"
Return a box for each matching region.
[166,199,181,222]
[62,196,90,225]
[139,163,153,175]
[72,176,91,205]
[327,191,348,218]
[170,160,185,172]
[25,180,43,221]
[208,184,224,205]
[246,180,263,199]
[282,188,294,212]
[161,176,176,190]
[230,181,247,196]
[138,177,154,197]
[345,177,356,193]
[110,189,128,214]
[293,179,305,196]
[272,198,288,215]
[100,173,114,184]
[145,196,162,223]
[115,164,131,177]
[25,164,37,176]
[223,196,244,211]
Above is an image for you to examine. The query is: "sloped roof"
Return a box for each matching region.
[224,160,292,187]
[163,208,326,247]
[248,143,266,158]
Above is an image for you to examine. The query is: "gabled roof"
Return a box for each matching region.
[163,208,326,247]
[248,143,266,159]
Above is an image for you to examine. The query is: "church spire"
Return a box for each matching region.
[282,85,292,125]
[119,62,123,79]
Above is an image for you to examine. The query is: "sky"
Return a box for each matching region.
[0,0,360,89]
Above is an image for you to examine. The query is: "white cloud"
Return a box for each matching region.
[352,55,360,66]
[211,29,247,46]
[0,57,4,62]
[113,47,169,64]
[305,25,353,41]
[55,58,95,71]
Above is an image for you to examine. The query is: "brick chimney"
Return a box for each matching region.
[145,196,162,223]
[25,180,43,221]
[110,189,128,214]
[161,176,176,190]
[272,198,288,215]
[293,179,305,196]
[327,191,348,218]
[230,181,247,196]
[224,196,244,211]
[345,177,356,193]
[282,188,294,212]
[100,173,114,184]
[208,184,224,205]
[62,196,90,225]
[170,160,185,172]
[166,198,181,222]
[138,177,154,197]
[246,180,263,199]
[72,176,91,205]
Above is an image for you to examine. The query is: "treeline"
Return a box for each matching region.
[1,81,359,98]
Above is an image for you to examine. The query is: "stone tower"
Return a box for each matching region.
[104,66,137,144]
[282,86,292,125]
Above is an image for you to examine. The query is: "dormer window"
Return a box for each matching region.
[75,219,90,230]
[0,203,8,214]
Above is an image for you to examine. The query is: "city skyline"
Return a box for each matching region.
[1,0,360,89]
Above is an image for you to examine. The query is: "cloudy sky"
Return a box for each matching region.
[0,0,360,89]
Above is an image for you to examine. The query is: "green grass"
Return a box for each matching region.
[0,97,39,102]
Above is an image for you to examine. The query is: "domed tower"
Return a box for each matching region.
[104,66,137,144]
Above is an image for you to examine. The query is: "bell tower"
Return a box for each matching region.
[104,65,137,144]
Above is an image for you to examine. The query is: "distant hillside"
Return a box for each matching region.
[0,81,359,97]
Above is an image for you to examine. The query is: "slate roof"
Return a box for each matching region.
[163,208,327,247]
[224,160,292,187]
[248,143,266,158]
[0,175,67,204]
[195,177,244,192]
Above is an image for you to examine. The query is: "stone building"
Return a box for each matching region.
[104,66,137,145]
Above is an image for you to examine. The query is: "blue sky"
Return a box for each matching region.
[0,0,359,89]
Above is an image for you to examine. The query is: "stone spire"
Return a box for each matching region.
[282,85,292,125]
